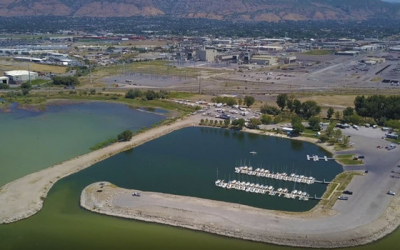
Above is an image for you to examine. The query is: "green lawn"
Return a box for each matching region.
[320,171,361,210]
[335,154,363,165]
[30,79,50,86]
[301,50,332,56]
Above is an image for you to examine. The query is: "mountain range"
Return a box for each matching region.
[0,0,399,21]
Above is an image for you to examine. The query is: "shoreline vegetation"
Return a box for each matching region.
[81,181,400,249]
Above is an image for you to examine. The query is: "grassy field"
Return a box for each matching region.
[0,59,67,74]
[335,154,363,165]
[301,50,332,56]
[297,94,357,109]
[320,171,361,210]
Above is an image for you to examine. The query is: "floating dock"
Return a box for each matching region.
[307,155,334,161]
[234,166,315,184]
[215,180,309,201]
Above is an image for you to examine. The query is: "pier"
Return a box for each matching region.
[307,155,334,161]
[215,179,310,201]
[234,166,315,184]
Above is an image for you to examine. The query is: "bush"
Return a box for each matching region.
[117,130,133,141]
[0,83,9,89]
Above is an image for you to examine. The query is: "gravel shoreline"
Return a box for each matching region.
[81,182,400,249]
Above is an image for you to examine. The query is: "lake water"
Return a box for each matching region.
[0,116,399,250]
[0,101,164,187]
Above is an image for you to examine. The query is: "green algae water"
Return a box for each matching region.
[0,101,164,187]
[1,125,399,250]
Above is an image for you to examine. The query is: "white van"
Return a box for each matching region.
[353,125,358,130]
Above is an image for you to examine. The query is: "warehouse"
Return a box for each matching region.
[4,70,38,84]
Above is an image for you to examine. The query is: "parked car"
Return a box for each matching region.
[338,196,349,200]
[343,190,353,195]
[358,155,365,159]
[387,191,395,196]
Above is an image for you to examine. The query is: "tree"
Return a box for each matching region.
[342,135,350,146]
[385,119,400,129]
[231,118,245,129]
[238,98,243,106]
[200,119,204,125]
[287,94,295,112]
[260,114,272,125]
[224,118,230,127]
[343,107,354,117]
[318,134,330,142]
[301,101,321,119]
[117,130,133,141]
[334,111,341,120]
[52,76,80,86]
[260,104,281,115]
[90,89,96,95]
[248,118,261,129]
[291,116,305,135]
[0,83,10,89]
[327,107,334,120]
[333,129,343,142]
[226,98,237,106]
[243,96,255,107]
[276,93,288,110]
[293,99,302,114]
[145,90,156,100]
[308,116,321,131]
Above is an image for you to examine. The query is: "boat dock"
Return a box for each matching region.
[215,179,309,201]
[307,155,334,161]
[235,166,315,184]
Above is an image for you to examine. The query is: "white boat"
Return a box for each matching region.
[250,151,257,155]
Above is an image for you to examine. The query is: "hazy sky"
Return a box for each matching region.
[383,0,400,3]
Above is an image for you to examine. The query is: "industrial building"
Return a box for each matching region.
[197,49,217,62]
[251,55,278,65]
[4,70,38,84]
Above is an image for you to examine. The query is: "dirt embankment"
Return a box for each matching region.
[81,182,400,249]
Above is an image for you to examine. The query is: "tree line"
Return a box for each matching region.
[354,95,400,125]
[125,89,169,101]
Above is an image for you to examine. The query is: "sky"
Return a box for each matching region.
[383,0,400,3]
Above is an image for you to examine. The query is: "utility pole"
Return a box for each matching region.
[89,61,92,84]
[28,62,31,85]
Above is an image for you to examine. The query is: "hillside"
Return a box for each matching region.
[0,0,399,21]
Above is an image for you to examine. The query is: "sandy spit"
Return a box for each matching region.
[0,116,198,224]
[81,182,400,249]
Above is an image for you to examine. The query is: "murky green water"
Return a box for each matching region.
[0,112,399,249]
[0,102,164,187]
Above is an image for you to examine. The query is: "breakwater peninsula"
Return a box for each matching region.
[0,116,197,224]
[82,181,400,249]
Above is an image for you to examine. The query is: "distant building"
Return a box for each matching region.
[0,76,9,84]
[4,70,38,84]
[197,49,217,62]
[251,55,278,65]
[335,51,359,56]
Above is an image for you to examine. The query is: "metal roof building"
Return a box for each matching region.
[4,70,38,84]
